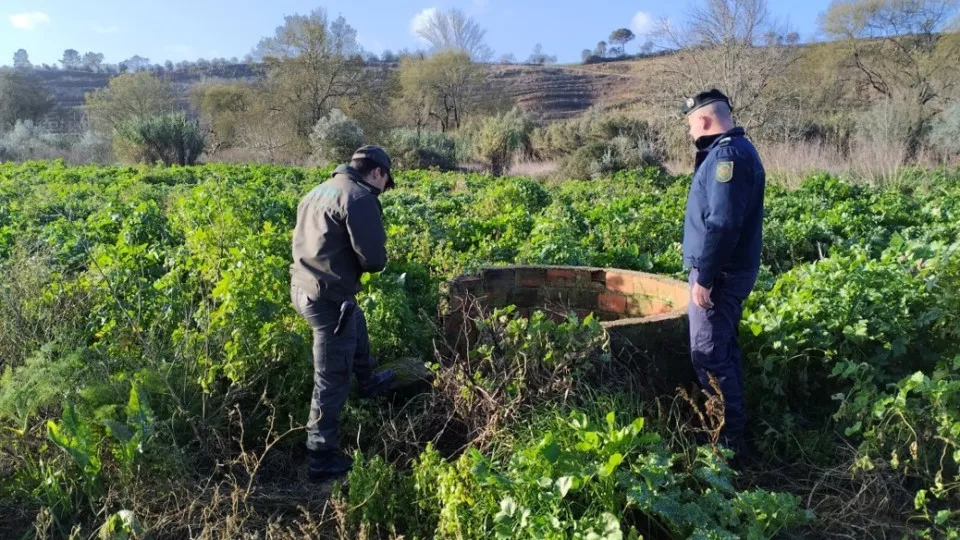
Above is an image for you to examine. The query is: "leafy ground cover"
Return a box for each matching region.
[0,161,958,538]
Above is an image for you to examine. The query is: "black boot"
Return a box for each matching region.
[308,449,353,483]
[357,369,396,398]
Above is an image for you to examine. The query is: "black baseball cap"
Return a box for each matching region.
[682,89,733,116]
[351,145,395,189]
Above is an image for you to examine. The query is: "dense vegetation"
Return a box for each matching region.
[0,162,958,538]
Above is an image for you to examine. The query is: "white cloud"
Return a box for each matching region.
[631,11,654,35]
[410,8,437,42]
[9,11,50,30]
[94,24,120,34]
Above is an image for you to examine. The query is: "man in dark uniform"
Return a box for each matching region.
[290,145,397,482]
[681,89,765,461]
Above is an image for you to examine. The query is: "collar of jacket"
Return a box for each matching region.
[332,164,382,196]
[694,126,745,151]
[693,127,746,172]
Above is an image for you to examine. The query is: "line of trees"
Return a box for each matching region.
[582,28,655,63]
[9,48,247,74]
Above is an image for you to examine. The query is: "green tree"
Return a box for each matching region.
[609,28,636,56]
[820,0,960,156]
[0,72,53,130]
[121,55,151,72]
[395,56,433,137]
[82,52,105,72]
[190,83,253,151]
[422,50,483,132]
[60,49,82,70]
[13,49,31,69]
[83,72,177,135]
[395,50,483,133]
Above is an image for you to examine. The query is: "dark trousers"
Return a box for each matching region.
[688,267,757,439]
[291,285,374,453]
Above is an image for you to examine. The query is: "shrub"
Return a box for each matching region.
[308,108,364,165]
[0,120,64,162]
[928,102,960,160]
[560,137,664,180]
[335,409,811,539]
[383,128,456,170]
[0,345,86,425]
[474,108,535,175]
[0,122,112,164]
[531,112,659,160]
[116,113,206,166]
[854,98,927,157]
[73,131,112,164]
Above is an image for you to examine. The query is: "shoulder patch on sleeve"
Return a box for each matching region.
[716,161,734,183]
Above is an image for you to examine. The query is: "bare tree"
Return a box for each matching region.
[595,41,608,58]
[253,9,367,138]
[415,8,493,61]
[527,43,557,65]
[653,0,803,134]
[820,0,960,155]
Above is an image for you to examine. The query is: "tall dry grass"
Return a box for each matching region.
[758,140,941,188]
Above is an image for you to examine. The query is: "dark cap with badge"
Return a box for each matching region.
[351,145,395,190]
[682,89,733,116]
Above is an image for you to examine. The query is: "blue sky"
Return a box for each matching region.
[3,0,832,67]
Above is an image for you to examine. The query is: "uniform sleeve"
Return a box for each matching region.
[695,147,754,288]
[345,194,388,273]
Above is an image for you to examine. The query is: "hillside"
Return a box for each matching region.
[31,61,644,132]
[31,64,260,131]
[29,39,932,135]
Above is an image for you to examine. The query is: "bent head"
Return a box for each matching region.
[349,145,395,192]
[687,101,735,141]
[350,158,391,191]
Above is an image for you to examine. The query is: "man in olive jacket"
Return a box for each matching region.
[290,145,397,482]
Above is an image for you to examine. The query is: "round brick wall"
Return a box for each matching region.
[443,265,696,392]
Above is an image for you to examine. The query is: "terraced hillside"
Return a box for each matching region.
[31,64,260,132]
[481,63,638,121]
[30,61,643,131]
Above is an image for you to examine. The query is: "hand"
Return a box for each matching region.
[692,282,714,309]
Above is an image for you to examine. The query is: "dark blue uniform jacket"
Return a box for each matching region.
[682,127,765,288]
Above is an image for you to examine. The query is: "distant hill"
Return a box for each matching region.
[30,64,260,132]
[28,43,887,134]
[29,60,648,133]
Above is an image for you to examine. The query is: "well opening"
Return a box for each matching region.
[443,265,696,391]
